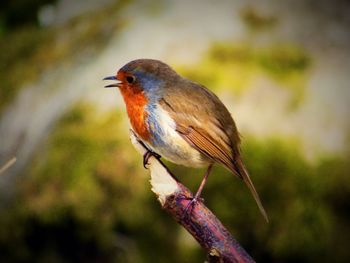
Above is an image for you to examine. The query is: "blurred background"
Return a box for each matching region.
[0,0,350,262]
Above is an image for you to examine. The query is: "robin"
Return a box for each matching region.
[104,59,268,222]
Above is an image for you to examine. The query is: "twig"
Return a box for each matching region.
[130,131,255,263]
[0,157,16,176]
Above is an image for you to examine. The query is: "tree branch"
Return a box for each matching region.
[130,131,255,263]
[0,157,16,176]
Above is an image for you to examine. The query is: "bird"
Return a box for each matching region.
[103,59,268,222]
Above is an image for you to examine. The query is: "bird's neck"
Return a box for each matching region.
[120,87,151,141]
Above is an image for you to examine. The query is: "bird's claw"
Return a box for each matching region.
[179,195,204,219]
[143,150,161,168]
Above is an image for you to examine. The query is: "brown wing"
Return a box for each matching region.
[175,124,242,178]
[160,80,241,174]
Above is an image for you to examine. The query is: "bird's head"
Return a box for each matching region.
[103,59,178,100]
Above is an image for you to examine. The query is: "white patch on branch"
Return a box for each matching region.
[129,130,179,205]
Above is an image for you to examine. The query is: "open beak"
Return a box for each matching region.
[103,76,121,88]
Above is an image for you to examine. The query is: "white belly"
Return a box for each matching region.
[143,104,210,168]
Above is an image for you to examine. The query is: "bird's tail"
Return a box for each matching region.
[233,158,269,222]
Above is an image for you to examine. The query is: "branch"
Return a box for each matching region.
[130,131,255,263]
[0,157,16,176]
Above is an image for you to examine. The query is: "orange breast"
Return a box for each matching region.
[120,85,150,141]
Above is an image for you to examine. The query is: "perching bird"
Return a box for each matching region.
[104,59,268,222]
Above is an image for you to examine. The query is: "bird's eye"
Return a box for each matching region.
[126,75,136,84]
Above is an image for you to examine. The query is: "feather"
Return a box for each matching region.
[234,158,269,222]
[176,125,237,177]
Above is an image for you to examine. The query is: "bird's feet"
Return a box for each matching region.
[143,150,161,168]
[180,195,204,219]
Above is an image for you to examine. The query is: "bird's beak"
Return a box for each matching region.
[103,76,121,88]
